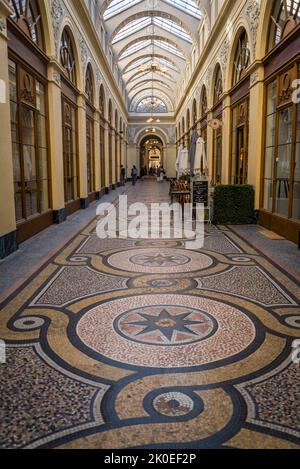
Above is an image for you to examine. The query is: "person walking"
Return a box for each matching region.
[120,165,126,186]
[131,165,137,186]
[140,166,145,181]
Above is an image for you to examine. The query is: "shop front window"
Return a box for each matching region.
[262,65,300,222]
[231,100,249,184]
[9,60,50,222]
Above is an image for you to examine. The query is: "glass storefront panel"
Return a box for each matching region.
[25,179,38,217]
[9,59,50,221]
[264,147,274,179]
[292,181,300,220]
[265,113,276,148]
[275,179,289,217]
[263,179,273,211]
[276,144,291,179]
[266,80,277,115]
[278,107,292,145]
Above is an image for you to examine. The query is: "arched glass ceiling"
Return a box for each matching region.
[104,0,143,20]
[102,0,204,114]
[129,79,172,92]
[104,0,202,21]
[119,39,151,59]
[128,70,176,84]
[112,16,192,44]
[119,38,184,60]
[164,0,202,19]
[136,97,168,113]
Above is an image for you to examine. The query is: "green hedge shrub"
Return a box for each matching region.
[213,184,256,225]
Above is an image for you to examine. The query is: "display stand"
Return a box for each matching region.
[192,177,211,224]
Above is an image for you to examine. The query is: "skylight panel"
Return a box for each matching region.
[104,0,143,20]
[125,57,150,73]
[156,57,179,72]
[153,17,192,43]
[113,18,151,44]
[136,97,168,113]
[163,0,202,19]
[154,39,184,58]
[119,39,152,59]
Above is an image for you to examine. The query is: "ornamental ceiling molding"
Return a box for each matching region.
[243,0,260,53]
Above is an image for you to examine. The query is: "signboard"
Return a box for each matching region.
[192,180,209,207]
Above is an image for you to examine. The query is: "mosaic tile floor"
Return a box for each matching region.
[0,180,300,449]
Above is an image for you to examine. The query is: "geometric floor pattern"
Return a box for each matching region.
[0,181,300,448]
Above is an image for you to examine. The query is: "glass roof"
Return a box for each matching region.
[154,39,184,58]
[136,97,168,113]
[102,0,204,114]
[130,80,172,92]
[104,0,143,20]
[128,70,176,84]
[104,0,202,21]
[113,16,192,44]
[120,39,184,60]
[163,0,202,19]
[112,18,151,44]
[119,39,152,59]
[153,17,192,43]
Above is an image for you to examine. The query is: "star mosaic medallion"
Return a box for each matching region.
[116,306,216,345]
[131,253,189,267]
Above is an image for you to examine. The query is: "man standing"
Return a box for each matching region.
[131,165,137,185]
[120,165,126,186]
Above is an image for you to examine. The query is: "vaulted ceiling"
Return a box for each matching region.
[99,0,208,115]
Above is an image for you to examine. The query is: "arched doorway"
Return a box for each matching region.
[140,135,164,174]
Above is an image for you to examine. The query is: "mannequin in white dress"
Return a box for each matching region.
[193,136,207,177]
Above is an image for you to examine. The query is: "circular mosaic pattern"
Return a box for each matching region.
[153,392,194,417]
[14,317,45,330]
[77,294,256,368]
[284,316,300,328]
[115,305,216,345]
[107,248,213,274]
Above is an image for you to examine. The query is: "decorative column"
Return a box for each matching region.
[47,62,65,223]
[222,93,231,184]
[115,132,120,186]
[248,65,265,209]
[165,144,177,178]
[0,0,17,258]
[77,93,88,208]
[104,122,110,192]
[94,111,101,199]
[206,110,213,181]
[111,128,116,189]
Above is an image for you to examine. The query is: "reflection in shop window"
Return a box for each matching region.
[9,60,50,222]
